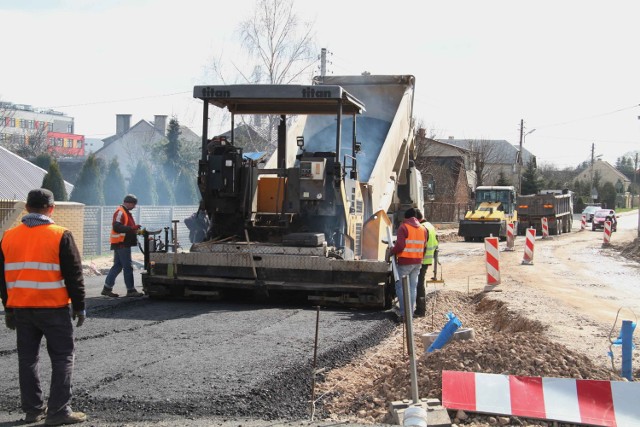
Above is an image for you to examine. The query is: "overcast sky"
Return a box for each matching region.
[1,0,639,168]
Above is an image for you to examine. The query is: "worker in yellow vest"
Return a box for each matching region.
[1,188,87,425]
[415,209,438,317]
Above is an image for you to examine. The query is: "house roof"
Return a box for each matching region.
[0,146,74,200]
[436,138,535,165]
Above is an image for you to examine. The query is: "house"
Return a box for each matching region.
[573,159,631,193]
[436,137,536,189]
[94,114,200,182]
[0,145,74,200]
[415,131,470,221]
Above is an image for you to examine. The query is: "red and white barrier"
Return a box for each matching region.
[522,228,536,265]
[442,370,640,426]
[505,222,515,251]
[580,214,586,231]
[484,236,500,290]
[603,220,612,246]
[541,217,549,239]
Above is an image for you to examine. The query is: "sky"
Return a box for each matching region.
[1,0,639,169]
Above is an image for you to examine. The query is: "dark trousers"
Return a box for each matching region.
[105,246,134,291]
[416,263,431,315]
[14,307,74,417]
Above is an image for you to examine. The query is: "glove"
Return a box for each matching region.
[5,312,15,330]
[72,310,86,327]
[132,225,142,230]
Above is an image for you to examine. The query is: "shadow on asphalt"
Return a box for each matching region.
[83,295,394,323]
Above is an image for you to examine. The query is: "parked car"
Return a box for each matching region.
[581,205,600,223]
[591,209,617,231]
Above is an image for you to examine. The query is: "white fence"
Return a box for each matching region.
[83,205,198,257]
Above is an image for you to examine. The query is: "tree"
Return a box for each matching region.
[238,0,316,85]
[32,153,53,171]
[103,158,126,205]
[128,160,158,205]
[209,0,317,145]
[520,159,543,195]
[496,171,511,186]
[156,175,176,205]
[468,139,500,187]
[174,168,198,205]
[599,182,616,209]
[41,159,67,202]
[70,154,104,205]
[161,117,183,184]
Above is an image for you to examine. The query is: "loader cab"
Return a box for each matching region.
[473,186,517,214]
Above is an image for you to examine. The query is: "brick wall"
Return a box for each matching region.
[1,201,85,254]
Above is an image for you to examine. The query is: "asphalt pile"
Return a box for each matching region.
[317,291,623,426]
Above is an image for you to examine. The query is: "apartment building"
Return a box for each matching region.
[0,101,85,156]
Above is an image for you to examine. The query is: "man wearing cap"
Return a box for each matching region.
[102,194,144,298]
[1,188,87,425]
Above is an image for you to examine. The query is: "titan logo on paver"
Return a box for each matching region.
[200,87,231,98]
[302,88,332,98]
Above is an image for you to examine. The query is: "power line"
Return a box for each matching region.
[44,91,191,109]
[535,103,640,130]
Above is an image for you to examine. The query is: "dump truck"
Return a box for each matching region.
[516,190,574,235]
[141,75,423,308]
[458,185,518,241]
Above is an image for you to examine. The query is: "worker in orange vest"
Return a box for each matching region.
[1,188,87,425]
[102,194,144,298]
[390,207,428,323]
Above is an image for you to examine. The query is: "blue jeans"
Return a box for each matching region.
[395,263,421,317]
[105,246,135,291]
[14,308,75,418]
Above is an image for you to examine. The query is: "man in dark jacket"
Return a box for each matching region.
[102,194,143,298]
[1,188,87,425]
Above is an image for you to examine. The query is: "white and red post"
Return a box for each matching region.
[484,236,500,291]
[541,217,549,239]
[603,220,612,246]
[522,228,536,265]
[505,222,515,251]
[580,214,586,231]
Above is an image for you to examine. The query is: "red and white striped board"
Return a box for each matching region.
[442,370,640,426]
[522,228,536,265]
[580,214,586,231]
[541,217,549,238]
[603,220,612,245]
[484,236,500,289]
[505,222,515,251]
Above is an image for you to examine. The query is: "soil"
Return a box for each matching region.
[315,221,640,426]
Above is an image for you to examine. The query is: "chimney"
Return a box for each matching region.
[448,136,454,140]
[417,128,426,138]
[154,115,168,136]
[116,114,131,135]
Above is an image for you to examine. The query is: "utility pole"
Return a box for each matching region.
[320,48,327,77]
[518,119,524,195]
[590,143,595,202]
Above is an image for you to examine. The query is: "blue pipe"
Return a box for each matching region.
[427,312,462,353]
[621,320,636,381]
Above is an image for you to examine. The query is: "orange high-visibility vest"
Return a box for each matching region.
[109,205,134,245]
[398,225,426,260]
[2,223,70,308]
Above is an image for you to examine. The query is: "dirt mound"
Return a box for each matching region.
[317,291,621,426]
[616,237,640,262]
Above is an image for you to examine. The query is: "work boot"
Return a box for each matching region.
[101,287,119,298]
[126,289,144,297]
[25,407,47,423]
[44,410,86,426]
